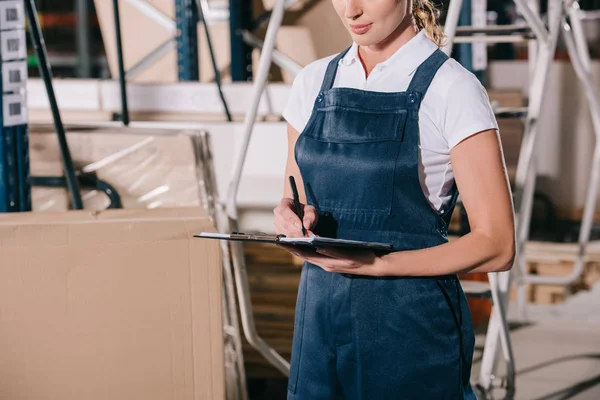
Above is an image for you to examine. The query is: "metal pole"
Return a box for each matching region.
[515,0,550,45]
[196,0,232,121]
[112,0,130,125]
[241,30,302,77]
[176,0,200,81]
[488,273,516,398]
[229,0,253,81]
[442,0,464,55]
[226,0,285,219]
[24,0,83,210]
[76,0,92,77]
[225,0,291,376]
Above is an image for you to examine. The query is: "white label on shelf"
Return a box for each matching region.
[9,69,20,82]
[3,91,27,126]
[0,1,25,31]
[0,29,26,61]
[3,60,27,91]
[6,8,17,22]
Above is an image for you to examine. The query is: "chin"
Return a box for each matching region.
[351,34,384,47]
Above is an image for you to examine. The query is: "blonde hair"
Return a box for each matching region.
[412,0,446,48]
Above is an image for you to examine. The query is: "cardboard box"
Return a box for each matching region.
[487,89,524,108]
[295,1,351,59]
[276,26,317,83]
[0,207,224,400]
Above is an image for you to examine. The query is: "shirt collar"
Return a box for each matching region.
[338,30,438,76]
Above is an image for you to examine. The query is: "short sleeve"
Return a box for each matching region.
[282,68,311,133]
[443,73,499,149]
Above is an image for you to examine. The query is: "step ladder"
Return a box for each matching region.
[220,3,295,400]
[513,0,600,312]
[443,0,562,398]
[444,0,600,397]
[194,131,250,400]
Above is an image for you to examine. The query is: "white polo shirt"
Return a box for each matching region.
[283,30,499,214]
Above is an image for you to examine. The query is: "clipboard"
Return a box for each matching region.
[195,232,395,252]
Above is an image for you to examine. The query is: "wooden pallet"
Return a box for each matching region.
[519,241,600,304]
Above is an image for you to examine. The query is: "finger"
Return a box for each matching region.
[274,216,295,234]
[315,248,360,269]
[274,210,303,237]
[303,206,319,229]
[278,205,305,233]
[316,257,352,272]
[273,219,293,237]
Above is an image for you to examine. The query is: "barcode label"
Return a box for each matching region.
[3,93,27,126]
[5,8,17,21]
[9,102,21,116]
[8,69,20,83]
[7,38,19,52]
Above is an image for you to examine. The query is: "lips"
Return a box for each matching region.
[350,23,372,35]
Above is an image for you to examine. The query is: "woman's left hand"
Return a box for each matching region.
[279,245,385,276]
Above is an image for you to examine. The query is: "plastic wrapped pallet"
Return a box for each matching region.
[29,125,203,211]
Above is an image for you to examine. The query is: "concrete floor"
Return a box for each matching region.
[472,320,600,400]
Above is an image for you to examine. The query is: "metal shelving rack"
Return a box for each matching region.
[454,0,488,83]
[175,0,200,80]
[174,0,254,82]
[0,0,29,212]
[228,0,252,81]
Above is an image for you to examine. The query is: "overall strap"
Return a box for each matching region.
[319,47,352,92]
[406,49,449,96]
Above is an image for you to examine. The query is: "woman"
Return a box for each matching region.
[273,0,516,398]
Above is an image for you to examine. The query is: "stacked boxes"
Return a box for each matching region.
[0,0,28,212]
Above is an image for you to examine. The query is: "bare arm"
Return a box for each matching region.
[378,129,516,275]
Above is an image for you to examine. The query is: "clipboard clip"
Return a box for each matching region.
[229,231,288,242]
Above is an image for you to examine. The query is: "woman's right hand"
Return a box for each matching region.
[273,198,318,238]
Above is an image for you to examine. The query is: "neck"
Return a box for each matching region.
[358,20,418,77]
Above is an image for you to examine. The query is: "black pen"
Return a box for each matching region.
[289,176,307,236]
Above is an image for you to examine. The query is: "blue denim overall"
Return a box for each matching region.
[288,49,477,399]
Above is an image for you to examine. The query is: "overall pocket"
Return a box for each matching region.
[314,104,407,143]
[288,265,309,394]
[295,107,408,215]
